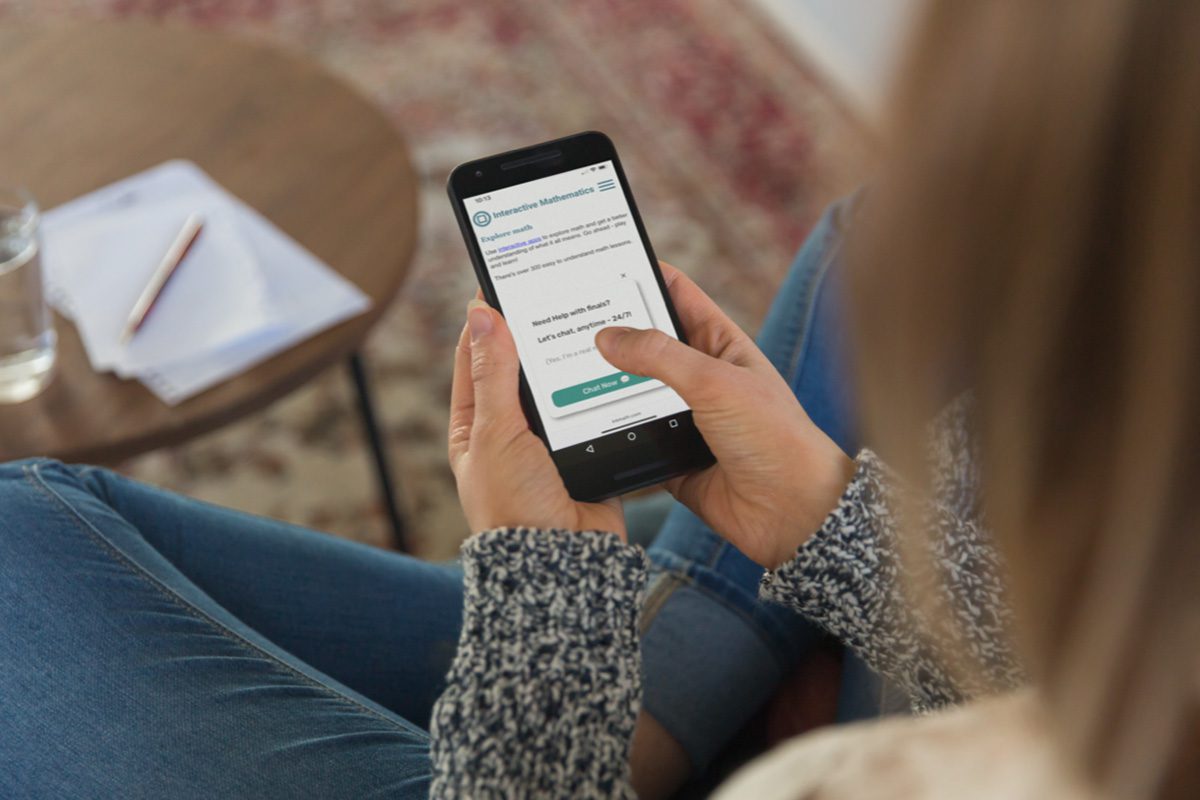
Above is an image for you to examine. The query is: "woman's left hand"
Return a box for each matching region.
[448,299,626,539]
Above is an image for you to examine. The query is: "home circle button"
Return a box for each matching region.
[626,432,637,441]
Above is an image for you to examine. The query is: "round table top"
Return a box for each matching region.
[0,21,418,464]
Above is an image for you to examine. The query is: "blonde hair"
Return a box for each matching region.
[848,1,1200,796]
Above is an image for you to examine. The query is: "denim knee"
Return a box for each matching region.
[0,460,45,526]
[0,458,68,508]
[0,458,107,503]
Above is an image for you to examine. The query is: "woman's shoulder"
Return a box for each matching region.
[714,690,1095,800]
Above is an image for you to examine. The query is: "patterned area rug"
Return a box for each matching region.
[0,0,866,558]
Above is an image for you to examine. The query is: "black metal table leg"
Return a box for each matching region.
[347,351,407,551]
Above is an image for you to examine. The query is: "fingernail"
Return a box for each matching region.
[467,299,493,342]
[598,326,633,348]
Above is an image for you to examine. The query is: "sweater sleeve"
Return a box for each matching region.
[429,527,647,799]
[760,450,1023,710]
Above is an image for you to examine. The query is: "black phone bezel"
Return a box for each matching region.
[446,131,714,501]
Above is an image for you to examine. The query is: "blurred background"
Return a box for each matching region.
[0,0,897,558]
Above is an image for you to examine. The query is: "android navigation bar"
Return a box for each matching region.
[558,414,695,464]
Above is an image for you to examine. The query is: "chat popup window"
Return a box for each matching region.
[503,278,661,418]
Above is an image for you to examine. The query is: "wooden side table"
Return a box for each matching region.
[0,22,418,549]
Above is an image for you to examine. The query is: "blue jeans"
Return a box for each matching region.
[0,202,865,798]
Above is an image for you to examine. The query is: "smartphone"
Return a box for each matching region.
[447,131,715,501]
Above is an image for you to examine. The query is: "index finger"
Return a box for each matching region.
[448,320,474,469]
[658,261,759,366]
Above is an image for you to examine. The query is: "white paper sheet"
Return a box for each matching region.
[45,195,273,375]
[42,160,371,404]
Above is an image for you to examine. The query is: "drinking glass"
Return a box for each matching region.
[0,185,56,403]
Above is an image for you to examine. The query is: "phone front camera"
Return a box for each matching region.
[475,170,483,177]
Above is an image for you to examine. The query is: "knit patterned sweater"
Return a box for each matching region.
[429,410,1022,797]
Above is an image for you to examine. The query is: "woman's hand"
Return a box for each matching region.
[595,263,854,569]
[449,299,626,539]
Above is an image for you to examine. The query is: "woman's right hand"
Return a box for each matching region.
[595,263,855,569]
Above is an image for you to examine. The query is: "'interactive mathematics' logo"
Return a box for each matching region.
[472,210,492,227]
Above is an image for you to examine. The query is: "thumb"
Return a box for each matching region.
[595,326,726,407]
[467,300,526,432]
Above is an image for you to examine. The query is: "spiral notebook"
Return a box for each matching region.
[41,160,371,405]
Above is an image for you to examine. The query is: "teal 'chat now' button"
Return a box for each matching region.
[551,371,652,407]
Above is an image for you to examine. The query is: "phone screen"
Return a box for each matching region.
[463,161,690,455]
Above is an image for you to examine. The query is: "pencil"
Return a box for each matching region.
[120,213,205,344]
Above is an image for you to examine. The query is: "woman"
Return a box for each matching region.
[0,246,1002,799]
[398,0,1200,794]
[0,209,882,799]
[721,0,1200,793]
[3,1,1197,799]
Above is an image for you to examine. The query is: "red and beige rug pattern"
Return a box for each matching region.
[0,0,866,558]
